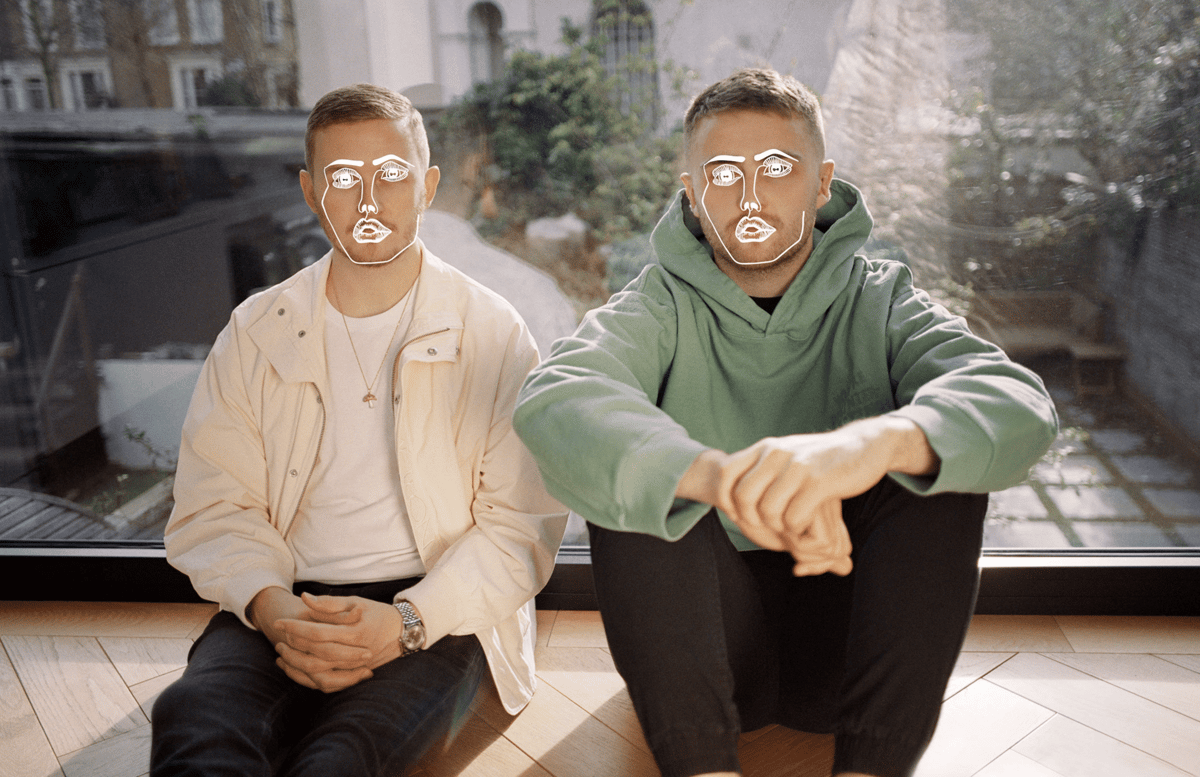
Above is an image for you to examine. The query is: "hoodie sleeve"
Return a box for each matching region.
[513,274,711,540]
[882,264,1059,494]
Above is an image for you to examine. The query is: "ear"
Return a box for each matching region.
[815,160,835,210]
[680,171,696,213]
[423,165,441,209]
[300,169,318,214]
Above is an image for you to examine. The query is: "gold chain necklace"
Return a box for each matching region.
[330,275,416,408]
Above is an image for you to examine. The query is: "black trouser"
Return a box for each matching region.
[150,579,486,777]
[588,477,987,777]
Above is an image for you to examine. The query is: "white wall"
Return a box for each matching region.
[293,0,850,123]
[294,0,437,107]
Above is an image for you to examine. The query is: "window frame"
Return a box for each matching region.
[2,544,1199,614]
[186,0,224,45]
[145,0,182,46]
[68,0,106,51]
[59,57,112,111]
[168,55,222,109]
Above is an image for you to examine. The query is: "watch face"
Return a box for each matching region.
[402,623,426,652]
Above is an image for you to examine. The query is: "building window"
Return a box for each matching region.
[590,0,659,130]
[187,0,223,45]
[145,0,181,46]
[262,0,282,44]
[171,58,221,108]
[69,0,106,50]
[1,79,17,111]
[467,2,504,85]
[64,63,111,110]
[24,77,47,110]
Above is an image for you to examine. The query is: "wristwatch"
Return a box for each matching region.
[394,599,426,657]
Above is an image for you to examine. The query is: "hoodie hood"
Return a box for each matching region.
[650,177,873,336]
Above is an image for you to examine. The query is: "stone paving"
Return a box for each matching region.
[984,357,1200,550]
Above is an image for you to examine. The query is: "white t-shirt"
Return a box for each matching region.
[288,284,426,582]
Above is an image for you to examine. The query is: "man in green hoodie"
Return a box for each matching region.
[513,68,1057,777]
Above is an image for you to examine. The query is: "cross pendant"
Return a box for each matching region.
[363,392,377,408]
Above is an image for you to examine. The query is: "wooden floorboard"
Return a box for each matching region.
[0,604,1197,777]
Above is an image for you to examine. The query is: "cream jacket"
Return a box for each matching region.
[166,246,568,713]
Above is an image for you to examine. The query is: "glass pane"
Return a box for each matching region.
[1,0,1194,563]
[1,101,308,546]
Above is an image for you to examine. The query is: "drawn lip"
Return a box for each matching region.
[353,219,392,243]
[734,216,776,243]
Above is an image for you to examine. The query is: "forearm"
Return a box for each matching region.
[675,415,938,506]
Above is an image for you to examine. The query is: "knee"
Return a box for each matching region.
[151,673,205,728]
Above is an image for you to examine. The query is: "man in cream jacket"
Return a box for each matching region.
[150,83,566,777]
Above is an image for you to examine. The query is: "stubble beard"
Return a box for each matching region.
[703,209,811,272]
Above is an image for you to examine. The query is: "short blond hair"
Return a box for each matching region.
[305,83,429,171]
[684,68,825,160]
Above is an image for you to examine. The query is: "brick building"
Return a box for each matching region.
[0,0,298,111]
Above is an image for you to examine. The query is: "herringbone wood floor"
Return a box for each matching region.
[1,602,1198,777]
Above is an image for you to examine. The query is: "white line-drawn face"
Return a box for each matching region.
[700,148,805,266]
[320,153,419,265]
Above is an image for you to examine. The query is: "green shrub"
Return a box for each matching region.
[443,19,681,242]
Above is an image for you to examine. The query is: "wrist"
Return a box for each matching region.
[856,416,937,477]
[247,585,291,631]
[675,448,728,503]
[394,599,426,656]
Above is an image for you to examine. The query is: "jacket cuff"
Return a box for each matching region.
[393,577,455,648]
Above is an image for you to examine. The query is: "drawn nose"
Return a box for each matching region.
[741,176,760,213]
[360,182,379,215]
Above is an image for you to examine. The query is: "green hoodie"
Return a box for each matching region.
[514,180,1058,548]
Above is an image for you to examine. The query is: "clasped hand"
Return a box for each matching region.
[681,418,931,577]
[249,588,405,693]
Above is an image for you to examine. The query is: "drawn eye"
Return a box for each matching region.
[761,155,793,178]
[330,168,361,189]
[711,163,742,186]
[379,160,409,182]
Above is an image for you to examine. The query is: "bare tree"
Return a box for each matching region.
[5,0,71,108]
[103,0,178,108]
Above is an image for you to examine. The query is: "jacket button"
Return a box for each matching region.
[289,469,298,476]
[277,308,285,316]
[427,347,437,355]
[298,330,306,337]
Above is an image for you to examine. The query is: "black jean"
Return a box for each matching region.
[150,578,486,777]
[588,477,987,777]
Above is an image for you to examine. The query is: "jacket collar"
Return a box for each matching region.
[247,241,465,386]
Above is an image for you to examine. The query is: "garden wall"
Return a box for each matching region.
[1100,210,1200,448]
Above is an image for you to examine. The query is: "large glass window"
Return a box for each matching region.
[0,0,1195,609]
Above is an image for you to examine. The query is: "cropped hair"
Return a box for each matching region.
[684,68,825,160]
[305,83,429,172]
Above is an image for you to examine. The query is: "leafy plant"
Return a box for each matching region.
[948,0,1199,288]
[442,17,681,242]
